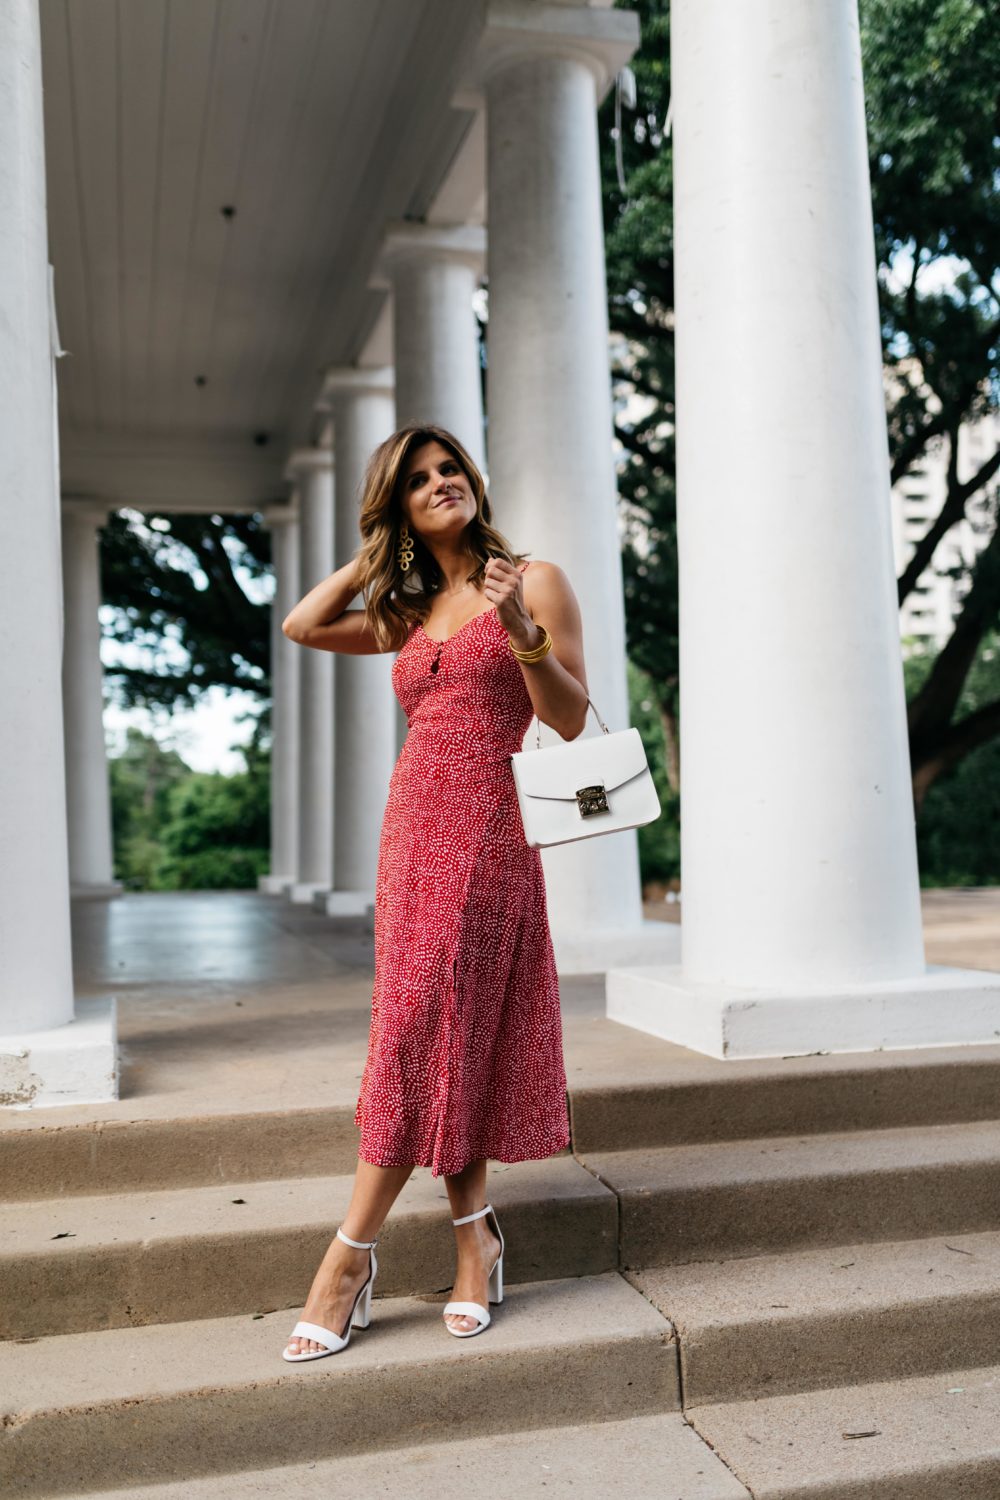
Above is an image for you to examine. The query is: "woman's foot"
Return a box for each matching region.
[445,1215,502,1334]
[284,1235,374,1356]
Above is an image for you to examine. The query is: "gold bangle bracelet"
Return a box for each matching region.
[509,624,553,663]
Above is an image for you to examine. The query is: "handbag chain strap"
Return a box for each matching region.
[531,694,611,750]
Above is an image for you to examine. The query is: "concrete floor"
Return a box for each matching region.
[2,885,997,1133]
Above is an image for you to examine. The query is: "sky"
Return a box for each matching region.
[102,676,264,776]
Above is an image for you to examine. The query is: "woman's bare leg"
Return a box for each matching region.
[285,1159,414,1355]
[442,1158,503,1334]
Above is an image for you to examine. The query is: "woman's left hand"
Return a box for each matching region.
[482,558,537,647]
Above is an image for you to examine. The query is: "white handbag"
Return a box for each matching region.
[510,696,662,849]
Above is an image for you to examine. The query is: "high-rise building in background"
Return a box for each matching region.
[888,357,999,653]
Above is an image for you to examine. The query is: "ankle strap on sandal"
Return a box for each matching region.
[451,1203,494,1226]
[336,1226,378,1249]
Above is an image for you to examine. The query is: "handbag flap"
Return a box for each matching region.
[513,727,649,801]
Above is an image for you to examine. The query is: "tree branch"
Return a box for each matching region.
[912,694,1000,810]
[897,440,1000,603]
[889,316,1000,483]
[908,520,1000,745]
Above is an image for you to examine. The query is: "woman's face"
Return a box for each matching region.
[401,440,476,542]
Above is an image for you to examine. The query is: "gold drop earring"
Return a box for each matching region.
[397,521,414,573]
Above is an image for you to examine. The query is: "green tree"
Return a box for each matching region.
[99,510,272,714]
[108,725,270,891]
[156,767,271,890]
[108,727,192,890]
[904,628,1000,882]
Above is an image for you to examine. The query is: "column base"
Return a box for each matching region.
[323,889,376,918]
[606,962,1000,1060]
[70,881,124,901]
[257,874,295,895]
[0,995,118,1109]
[551,919,681,976]
[286,881,331,906]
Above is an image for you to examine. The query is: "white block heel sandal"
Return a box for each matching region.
[443,1203,505,1338]
[282,1227,378,1362]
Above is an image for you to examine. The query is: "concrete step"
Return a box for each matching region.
[0,1102,367,1201]
[0,1156,616,1339]
[686,1361,1000,1499]
[580,1118,1000,1266]
[570,1042,1000,1153]
[7,1038,1000,1201]
[75,1412,751,1500]
[629,1226,1000,1407]
[0,1272,679,1498]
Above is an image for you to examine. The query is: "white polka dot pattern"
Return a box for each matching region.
[354,562,571,1177]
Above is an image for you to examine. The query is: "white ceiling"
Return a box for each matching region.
[41,0,486,510]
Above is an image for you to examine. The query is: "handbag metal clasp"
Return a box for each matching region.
[575,783,609,818]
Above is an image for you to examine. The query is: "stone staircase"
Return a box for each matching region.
[3,1040,1000,1497]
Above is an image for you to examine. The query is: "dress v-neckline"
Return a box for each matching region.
[416,560,531,645]
[417,606,498,647]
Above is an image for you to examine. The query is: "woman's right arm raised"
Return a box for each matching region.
[282,556,384,655]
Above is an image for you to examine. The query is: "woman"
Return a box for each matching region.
[280,422,589,1358]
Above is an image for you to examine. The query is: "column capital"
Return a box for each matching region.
[457,1,640,106]
[283,446,334,485]
[318,365,395,411]
[262,500,300,527]
[372,222,486,290]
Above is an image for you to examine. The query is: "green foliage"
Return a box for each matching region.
[156,770,270,890]
[906,629,1000,882]
[108,727,270,891]
[862,0,1000,474]
[109,728,191,889]
[601,2,677,722]
[916,735,1000,884]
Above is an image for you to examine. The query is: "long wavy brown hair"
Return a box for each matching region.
[354,423,529,652]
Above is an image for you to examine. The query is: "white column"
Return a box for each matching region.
[607,0,1000,1058]
[286,449,336,904]
[476,5,672,973]
[0,0,116,1105]
[377,223,486,472]
[319,369,398,918]
[61,503,121,899]
[258,502,301,895]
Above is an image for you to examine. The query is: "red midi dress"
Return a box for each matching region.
[354,562,571,1177]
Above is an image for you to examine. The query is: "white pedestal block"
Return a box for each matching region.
[70,882,123,901]
[257,875,294,896]
[288,881,331,906]
[0,995,118,1108]
[607,964,1000,1060]
[325,890,376,918]
[552,919,681,976]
